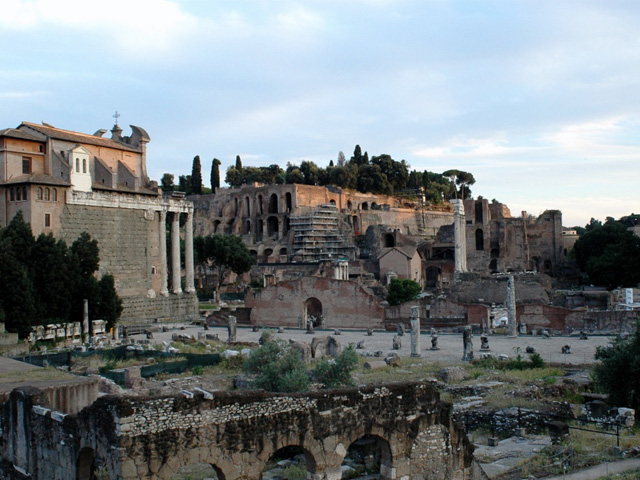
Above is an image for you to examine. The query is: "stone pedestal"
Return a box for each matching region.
[227,316,237,343]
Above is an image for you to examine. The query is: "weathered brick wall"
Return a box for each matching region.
[1,383,473,480]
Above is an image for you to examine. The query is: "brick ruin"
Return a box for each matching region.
[0,382,473,480]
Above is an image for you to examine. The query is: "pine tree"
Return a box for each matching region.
[235,155,243,171]
[191,155,203,194]
[211,158,221,191]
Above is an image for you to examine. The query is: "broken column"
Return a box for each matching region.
[506,275,517,337]
[462,326,473,361]
[227,315,237,343]
[453,199,467,274]
[410,306,421,357]
[82,299,89,343]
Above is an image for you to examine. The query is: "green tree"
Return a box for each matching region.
[235,155,243,171]
[160,173,175,192]
[194,234,254,288]
[191,155,203,194]
[225,167,244,188]
[0,237,36,338]
[357,164,391,195]
[94,274,123,331]
[210,158,222,191]
[300,160,319,185]
[285,166,305,184]
[243,337,310,392]
[593,319,640,414]
[572,219,640,290]
[387,278,422,306]
[313,346,358,388]
[178,175,192,194]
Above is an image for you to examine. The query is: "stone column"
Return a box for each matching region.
[228,315,237,343]
[410,305,421,357]
[171,212,182,294]
[184,211,195,293]
[159,211,169,296]
[507,275,517,337]
[453,199,467,273]
[82,299,89,343]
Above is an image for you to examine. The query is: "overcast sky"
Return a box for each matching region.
[2,0,639,227]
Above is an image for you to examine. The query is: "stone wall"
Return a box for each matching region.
[0,382,473,480]
[247,277,385,329]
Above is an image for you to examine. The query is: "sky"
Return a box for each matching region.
[1,0,639,228]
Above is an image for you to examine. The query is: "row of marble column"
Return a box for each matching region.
[159,211,195,296]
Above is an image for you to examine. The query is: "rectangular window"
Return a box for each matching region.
[44,214,51,228]
[22,157,32,174]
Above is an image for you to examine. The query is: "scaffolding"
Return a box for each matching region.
[290,204,355,262]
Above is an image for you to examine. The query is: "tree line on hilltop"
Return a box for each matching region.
[0,212,122,339]
[160,145,476,203]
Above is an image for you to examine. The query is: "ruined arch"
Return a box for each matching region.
[384,233,395,248]
[347,200,353,210]
[285,192,292,211]
[249,250,258,261]
[279,247,288,261]
[225,219,234,234]
[244,196,251,216]
[343,434,393,480]
[76,447,95,480]
[371,202,378,210]
[475,228,484,251]
[330,199,336,206]
[304,297,323,327]
[269,193,279,213]
[257,218,264,241]
[258,445,317,480]
[244,219,251,234]
[543,259,553,275]
[267,216,279,238]
[489,259,498,273]
[263,248,273,263]
[213,220,221,233]
[234,197,239,216]
[352,215,360,235]
[362,202,369,210]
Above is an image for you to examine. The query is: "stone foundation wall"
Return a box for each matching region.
[0,383,473,480]
[120,293,199,323]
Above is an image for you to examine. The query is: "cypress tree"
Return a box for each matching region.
[211,158,221,191]
[191,155,203,194]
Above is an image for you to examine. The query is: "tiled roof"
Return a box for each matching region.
[1,173,71,187]
[0,128,44,142]
[19,122,141,152]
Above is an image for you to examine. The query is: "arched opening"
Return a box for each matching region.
[531,256,540,272]
[249,250,258,261]
[263,248,273,263]
[279,247,287,261]
[475,229,484,251]
[383,233,395,248]
[261,446,315,480]
[267,216,279,238]
[213,220,221,233]
[225,219,234,234]
[362,202,369,211]
[304,297,323,327]
[489,259,498,273]
[352,215,360,235]
[234,197,239,216]
[330,199,336,206]
[244,196,251,216]
[76,447,95,480]
[347,200,353,210]
[245,219,251,234]
[285,192,292,211]
[283,216,290,235]
[258,195,264,214]
[475,200,484,224]
[490,248,500,259]
[174,463,225,480]
[425,266,442,288]
[342,435,392,480]
[371,202,378,210]
[257,219,264,241]
[269,193,278,213]
[543,259,553,276]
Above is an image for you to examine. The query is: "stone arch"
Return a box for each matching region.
[244,196,251,216]
[343,434,393,480]
[279,247,288,261]
[475,228,484,251]
[384,233,395,248]
[244,219,251,234]
[304,297,323,327]
[330,199,336,206]
[347,200,353,210]
[257,444,318,480]
[269,193,279,213]
[213,220,221,233]
[258,194,264,214]
[543,259,553,275]
[531,256,540,272]
[263,248,273,263]
[489,258,498,273]
[256,218,264,241]
[249,249,258,261]
[362,202,369,211]
[173,462,226,480]
[267,216,279,238]
[371,202,378,209]
[76,447,95,480]
[225,219,234,234]
[285,192,292,211]
[283,216,290,235]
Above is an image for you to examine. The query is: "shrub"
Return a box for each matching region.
[243,338,310,392]
[313,346,359,388]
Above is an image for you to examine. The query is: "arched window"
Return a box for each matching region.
[37,187,43,200]
[52,188,57,201]
[82,158,87,173]
[44,187,50,201]
[75,158,80,172]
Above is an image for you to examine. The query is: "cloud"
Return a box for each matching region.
[0,0,199,57]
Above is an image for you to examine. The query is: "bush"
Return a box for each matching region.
[386,278,422,306]
[313,346,359,388]
[243,338,310,392]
